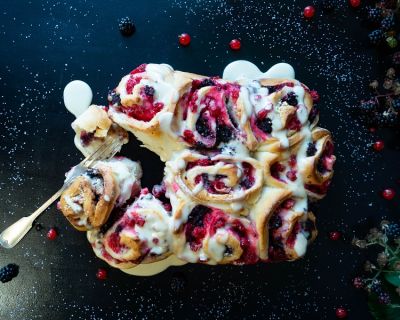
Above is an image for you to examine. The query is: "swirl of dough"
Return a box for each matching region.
[164,149,263,215]
[171,204,258,265]
[100,190,172,269]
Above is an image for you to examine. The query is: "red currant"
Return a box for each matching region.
[382,188,395,200]
[178,33,191,46]
[349,0,361,8]
[373,140,384,151]
[229,39,241,51]
[352,277,364,289]
[47,228,58,240]
[368,127,376,133]
[336,307,348,318]
[96,268,107,280]
[303,6,316,19]
[329,231,341,241]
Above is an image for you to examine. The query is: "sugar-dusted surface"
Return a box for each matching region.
[0,0,398,319]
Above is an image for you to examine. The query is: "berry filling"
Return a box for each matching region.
[270,162,285,181]
[316,141,335,173]
[186,159,256,193]
[305,180,331,195]
[180,80,240,148]
[282,92,298,106]
[306,142,317,156]
[286,114,302,131]
[80,130,94,146]
[129,64,147,75]
[121,98,163,122]
[267,199,300,261]
[184,205,258,263]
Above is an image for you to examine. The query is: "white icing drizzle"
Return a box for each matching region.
[95,157,142,205]
[63,80,93,117]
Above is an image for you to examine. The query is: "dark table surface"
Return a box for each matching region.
[1,0,399,319]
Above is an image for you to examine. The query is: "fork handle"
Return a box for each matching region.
[0,189,64,249]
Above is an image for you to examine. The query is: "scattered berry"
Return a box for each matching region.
[47,228,58,240]
[0,264,19,283]
[229,39,241,51]
[393,52,400,65]
[382,222,400,240]
[381,16,395,31]
[329,231,341,241]
[349,0,361,8]
[368,30,384,45]
[376,112,398,127]
[368,127,377,133]
[303,6,316,19]
[370,279,383,293]
[118,17,136,36]
[367,8,382,22]
[178,33,191,46]
[358,100,376,113]
[382,188,395,200]
[372,140,384,151]
[34,222,43,231]
[378,291,391,304]
[391,98,400,111]
[96,268,107,280]
[335,307,348,318]
[352,277,364,289]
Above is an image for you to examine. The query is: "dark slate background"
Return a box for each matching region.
[0,0,399,319]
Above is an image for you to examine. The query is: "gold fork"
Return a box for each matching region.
[0,139,122,249]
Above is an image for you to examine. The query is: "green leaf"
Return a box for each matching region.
[385,272,400,287]
[368,296,400,320]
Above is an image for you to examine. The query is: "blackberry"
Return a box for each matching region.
[199,78,215,88]
[265,85,276,94]
[367,7,382,22]
[269,215,282,229]
[196,117,212,137]
[256,117,273,134]
[80,131,94,146]
[284,92,298,106]
[376,112,398,127]
[378,291,391,305]
[393,52,400,65]
[187,205,211,227]
[358,100,376,113]
[320,0,334,13]
[306,142,317,157]
[383,223,400,240]
[370,279,383,294]
[368,29,384,45]
[144,85,155,97]
[107,90,121,106]
[118,17,136,36]
[381,16,395,31]
[216,125,233,144]
[392,98,400,111]
[0,263,19,283]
